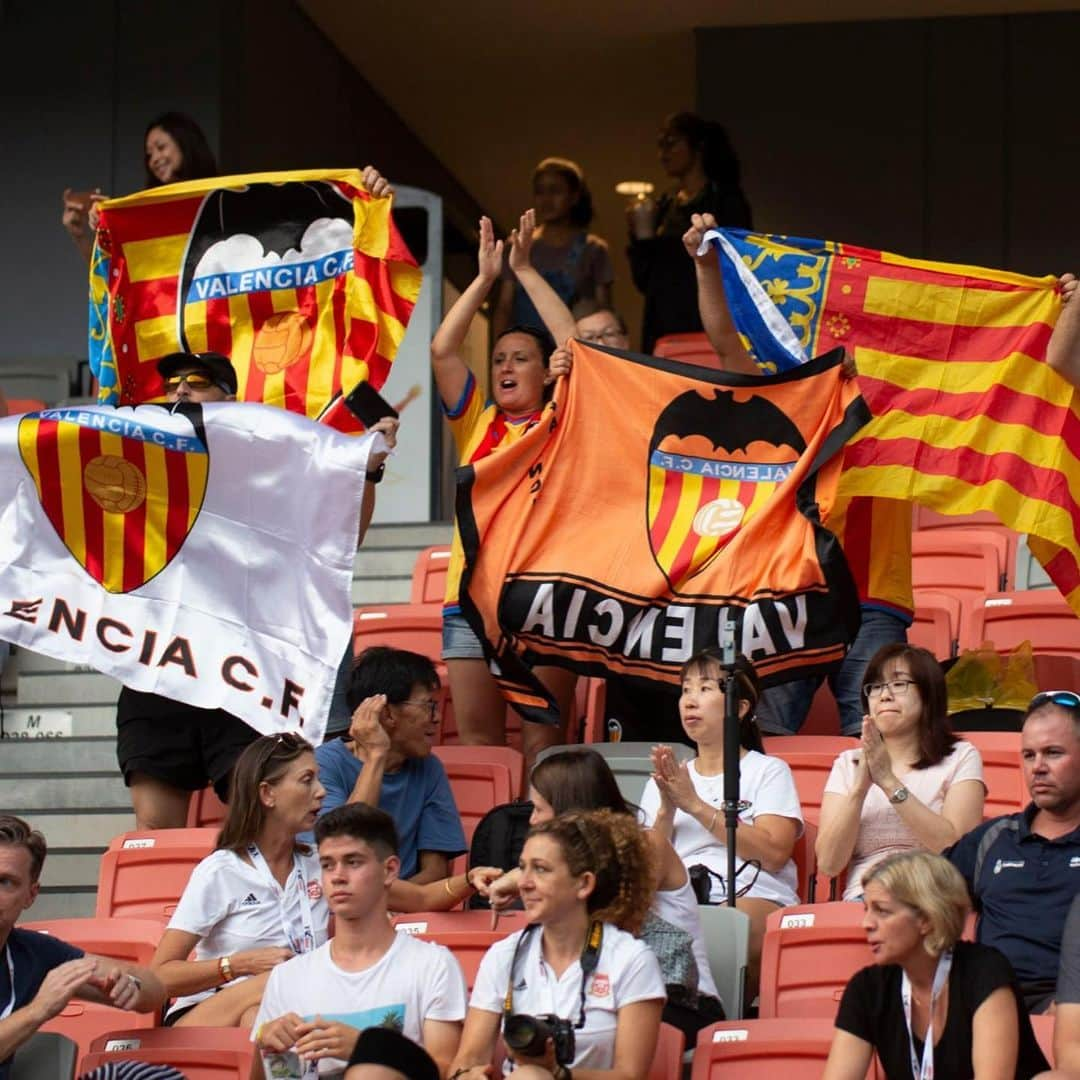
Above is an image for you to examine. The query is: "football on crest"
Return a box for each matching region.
[83,454,146,514]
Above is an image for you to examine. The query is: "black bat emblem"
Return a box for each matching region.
[649,388,807,458]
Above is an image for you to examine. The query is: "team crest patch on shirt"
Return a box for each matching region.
[993,859,1024,874]
[307,879,323,900]
[1070,856,1080,869]
[590,973,611,998]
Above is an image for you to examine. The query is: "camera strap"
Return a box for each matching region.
[503,920,604,1030]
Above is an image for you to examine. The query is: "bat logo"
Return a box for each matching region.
[179,181,356,392]
[647,389,806,589]
[18,405,209,594]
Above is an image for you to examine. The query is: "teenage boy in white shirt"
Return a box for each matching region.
[252,803,467,1078]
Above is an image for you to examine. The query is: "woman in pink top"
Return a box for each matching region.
[816,644,985,900]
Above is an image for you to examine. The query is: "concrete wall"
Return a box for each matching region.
[696,12,1080,274]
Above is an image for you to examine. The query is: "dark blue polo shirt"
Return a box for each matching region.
[945,805,1080,985]
[0,927,84,1079]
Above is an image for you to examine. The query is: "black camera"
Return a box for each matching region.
[503,1013,575,1065]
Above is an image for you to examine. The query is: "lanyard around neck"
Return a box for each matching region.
[901,949,953,1080]
[1,944,15,1021]
[246,844,317,955]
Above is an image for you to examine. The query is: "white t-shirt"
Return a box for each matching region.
[469,922,665,1074]
[166,847,328,1016]
[253,932,468,1077]
[824,739,985,900]
[650,875,720,1000]
[640,751,804,907]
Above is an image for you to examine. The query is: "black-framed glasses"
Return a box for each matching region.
[1029,689,1080,711]
[399,699,439,719]
[863,679,916,701]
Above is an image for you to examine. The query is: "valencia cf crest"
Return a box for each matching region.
[18,405,209,594]
[647,389,807,590]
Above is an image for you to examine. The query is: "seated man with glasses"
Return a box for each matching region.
[314,647,466,883]
[945,688,1080,1013]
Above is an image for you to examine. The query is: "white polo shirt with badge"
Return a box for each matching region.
[469,922,666,1073]
[165,846,328,1016]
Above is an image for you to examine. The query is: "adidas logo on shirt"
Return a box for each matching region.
[239,893,260,907]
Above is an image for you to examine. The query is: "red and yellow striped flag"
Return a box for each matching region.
[88,169,420,430]
[715,230,1078,609]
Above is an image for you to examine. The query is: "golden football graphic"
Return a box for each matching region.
[252,312,313,374]
[84,455,146,514]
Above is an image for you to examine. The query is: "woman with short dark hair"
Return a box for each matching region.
[816,643,985,899]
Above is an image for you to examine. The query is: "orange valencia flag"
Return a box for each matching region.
[457,341,870,723]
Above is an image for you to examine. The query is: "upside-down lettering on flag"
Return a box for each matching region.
[0,403,381,743]
[707,228,1080,610]
[457,341,870,723]
[88,168,421,431]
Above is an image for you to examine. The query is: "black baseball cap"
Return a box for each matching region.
[346,1028,439,1080]
[157,351,238,395]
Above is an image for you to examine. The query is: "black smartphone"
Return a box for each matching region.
[344,381,399,428]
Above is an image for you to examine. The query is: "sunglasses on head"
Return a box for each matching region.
[164,372,218,390]
[1029,689,1080,711]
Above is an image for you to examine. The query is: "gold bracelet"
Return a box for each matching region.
[708,809,720,833]
[444,877,456,897]
[218,954,234,984]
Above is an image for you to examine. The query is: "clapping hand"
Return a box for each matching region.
[477,216,504,283]
[508,209,536,275]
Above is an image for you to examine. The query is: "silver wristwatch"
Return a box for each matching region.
[889,784,909,804]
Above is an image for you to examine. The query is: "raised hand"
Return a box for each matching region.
[361,165,394,199]
[348,694,392,759]
[1060,272,1078,304]
[508,208,536,275]
[477,216,504,283]
[681,212,720,263]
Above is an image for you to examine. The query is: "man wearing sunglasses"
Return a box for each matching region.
[158,351,238,402]
[945,689,1080,1013]
[314,647,466,883]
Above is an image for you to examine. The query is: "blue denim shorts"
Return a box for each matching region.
[441,610,486,660]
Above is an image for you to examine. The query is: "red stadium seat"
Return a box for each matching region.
[648,1022,686,1080]
[106,828,217,853]
[391,910,530,934]
[962,731,1025,817]
[395,927,508,992]
[912,528,1011,592]
[765,747,841,825]
[1030,1012,1055,1068]
[577,676,608,744]
[433,744,525,800]
[969,591,1080,657]
[1032,653,1080,693]
[910,589,962,658]
[652,332,720,367]
[20,917,164,968]
[410,545,452,606]
[96,834,214,921]
[79,1026,253,1080]
[692,1018,881,1079]
[40,1001,156,1067]
[758,903,872,1019]
[186,786,228,828]
[3,396,46,416]
[353,603,444,667]
[435,759,515,847]
[761,736,857,756]
[801,681,841,736]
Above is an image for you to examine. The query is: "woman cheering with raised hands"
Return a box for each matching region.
[449,809,666,1080]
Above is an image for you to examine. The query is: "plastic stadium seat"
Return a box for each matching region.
[652,332,720,367]
[696,905,751,1021]
[437,690,523,752]
[432,757,515,845]
[433,744,525,799]
[394,927,508,991]
[3,397,46,416]
[353,603,444,667]
[764,747,840,825]
[96,835,214,921]
[392,909,530,933]
[576,676,608,744]
[802,680,841,736]
[758,902,872,1018]
[792,819,818,904]
[1030,1012,1055,1068]
[38,1000,156,1066]
[761,736,857,756]
[9,1031,77,1080]
[692,1018,882,1079]
[410,544,452,605]
[962,731,1025,817]
[1015,536,1054,591]
[106,828,217,852]
[910,589,962,658]
[648,1022,686,1080]
[969,591,1080,657]
[1032,653,1080,693]
[186,786,228,828]
[82,1026,256,1079]
[912,528,1011,591]
[20,918,164,968]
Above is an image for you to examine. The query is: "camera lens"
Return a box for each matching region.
[503,1014,552,1059]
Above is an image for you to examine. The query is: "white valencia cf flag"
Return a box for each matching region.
[0,401,380,745]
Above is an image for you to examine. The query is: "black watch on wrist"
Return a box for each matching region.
[365,463,386,484]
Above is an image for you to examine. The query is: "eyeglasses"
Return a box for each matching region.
[579,328,625,345]
[165,373,217,390]
[863,679,916,701]
[399,699,439,719]
[1029,690,1080,711]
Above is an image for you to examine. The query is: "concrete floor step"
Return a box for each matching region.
[353,547,426,577]
[0,737,117,772]
[19,810,134,849]
[350,577,411,605]
[27,890,97,920]
[362,523,452,549]
[0,774,128,812]
[16,671,121,707]
[39,850,106,889]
